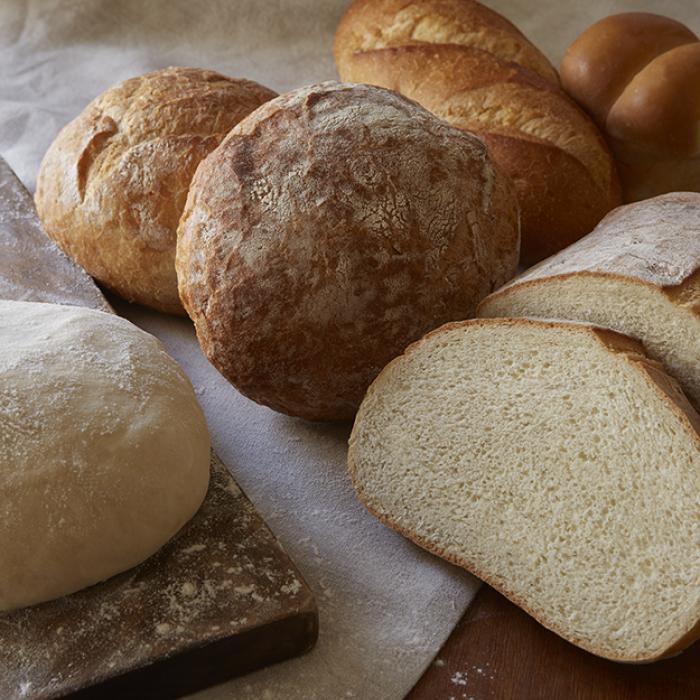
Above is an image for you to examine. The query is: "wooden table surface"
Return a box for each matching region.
[408,585,700,700]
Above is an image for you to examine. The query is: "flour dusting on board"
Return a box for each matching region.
[0,454,314,699]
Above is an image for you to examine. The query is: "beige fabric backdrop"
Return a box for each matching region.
[0,1,697,699]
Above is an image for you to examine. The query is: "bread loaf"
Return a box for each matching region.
[334,0,621,266]
[479,193,700,410]
[177,81,519,421]
[333,0,558,82]
[560,13,700,202]
[35,67,276,314]
[349,317,700,661]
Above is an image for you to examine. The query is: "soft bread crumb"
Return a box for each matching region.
[348,318,700,662]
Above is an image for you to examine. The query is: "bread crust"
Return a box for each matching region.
[333,0,558,83]
[480,193,700,304]
[341,43,613,180]
[477,132,616,266]
[560,12,697,125]
[607,44,700,159]
[334,7,621,265]
[348,317,700,662]
[35,67,276,314]
[176,81,519,421]
[560,13,700,202]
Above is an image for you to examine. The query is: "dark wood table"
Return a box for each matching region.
[409,585,700,700]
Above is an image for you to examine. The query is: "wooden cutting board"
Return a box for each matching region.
[410,584,700,699]
[0,155,318,700]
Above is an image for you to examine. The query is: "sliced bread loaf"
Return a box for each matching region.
[478,193,700,409]
[348,318,700,662]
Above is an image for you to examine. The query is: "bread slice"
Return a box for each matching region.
[348,318,700,662]
[478,193,700,410]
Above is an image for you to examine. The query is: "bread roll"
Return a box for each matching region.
[334,0,621,266]
[479,193,700,410]
[35,67,276,314]
[1,300,210,611]
[560,13,700,202]
[349,317,700,661]
[177,82,519,422]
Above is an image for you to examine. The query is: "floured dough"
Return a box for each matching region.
[0,300,210,611]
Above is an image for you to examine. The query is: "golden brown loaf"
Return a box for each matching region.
[561,13,700,202]
[35,67,276,314]
[334,0,621,266]
[177,81,519,422]
[333,0,558,82]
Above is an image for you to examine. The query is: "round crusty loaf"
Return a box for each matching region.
[35,67,276,315]
[177,81,519,422]
[334,0,621,266]
[561,13,700,202]
[1,300,210,611]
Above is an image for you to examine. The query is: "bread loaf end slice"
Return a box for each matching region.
[348,318,700,662]
[478,193,700,409]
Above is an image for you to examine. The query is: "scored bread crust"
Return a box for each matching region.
[35,67,276,314]
[177,81,519,421]
[348,317,700,662]
[333,0,558,83]
[478,193,700,405]
[333,1,621,266]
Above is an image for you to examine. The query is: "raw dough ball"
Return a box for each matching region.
[0,300,210,612]
[35,67,276,315]
[177,81,519,421]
